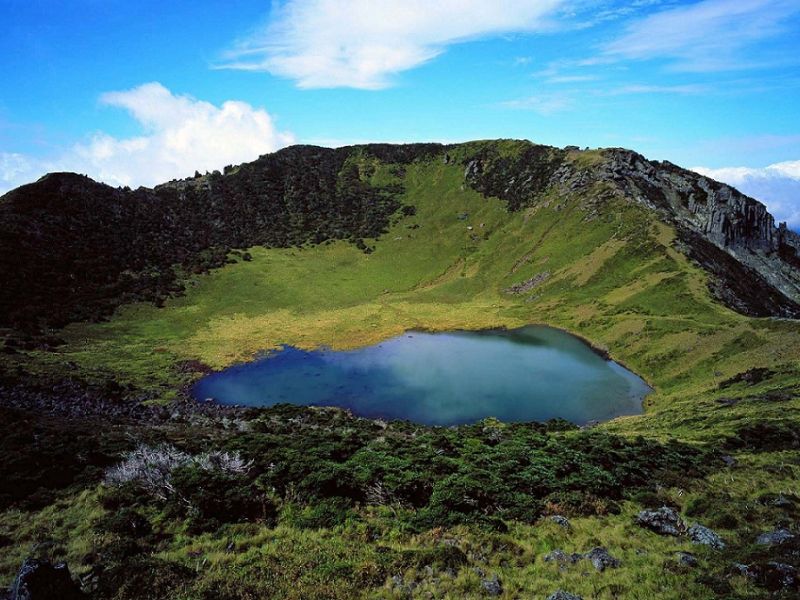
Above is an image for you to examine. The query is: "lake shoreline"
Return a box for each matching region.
[191,325,651,427]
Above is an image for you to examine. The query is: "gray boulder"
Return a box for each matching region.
[636,506,685,536]
[548,515,572,530]
[481,574,502,596]
[546,592,583,600]
[676,552,698,567]
[584,547,620,572]
[687,524,725,549]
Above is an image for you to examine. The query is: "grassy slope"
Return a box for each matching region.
[2,153,799,598]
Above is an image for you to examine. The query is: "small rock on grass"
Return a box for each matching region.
[636,506,685,536]
[546,591,583,600]
[584,547,620,572]
[481,574,502,596]
[548,515,571,529]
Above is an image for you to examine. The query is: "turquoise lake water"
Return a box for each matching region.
[191,326,650,426]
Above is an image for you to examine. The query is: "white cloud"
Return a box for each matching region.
[604,0,800,71]
[605,84,710,95]
[1,153,33,191]
[220,0,565,89]
[0,83,294,194]
[498,93,574,115]
[693,161,800,230]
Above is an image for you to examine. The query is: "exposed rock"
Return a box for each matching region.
[480,574,502,596]
[687,524,725,550]
[761,562,798,591]
[587,148,800,317]
[7,558,83,600]
[505,271,550,294]
[769,494,795,508]
[676,552,698,567]
[544,547,619,572]
[546,591,583,600]
[584,547,620,572]
[548,515,572,530]
[719,367,775,389]
[636,506,686,536]
[720,455,737,468]
[734,562,799,591]
[756,528,796,546]
[543,550,581,566]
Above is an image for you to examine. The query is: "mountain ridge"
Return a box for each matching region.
[1,140,799,335]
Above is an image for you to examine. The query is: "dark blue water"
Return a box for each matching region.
[191,326,650,426]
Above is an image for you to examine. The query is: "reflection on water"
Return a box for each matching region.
[191,326,651,426]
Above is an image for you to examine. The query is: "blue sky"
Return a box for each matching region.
[2,0,800,226]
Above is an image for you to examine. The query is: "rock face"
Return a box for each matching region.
[591,149,800,315]
[462,142,800,317]
[6,558,83,600]
[636,506,686,536]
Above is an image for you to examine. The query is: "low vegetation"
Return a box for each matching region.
[1,141,798,598]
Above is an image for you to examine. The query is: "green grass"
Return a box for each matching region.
[2,155,799,599]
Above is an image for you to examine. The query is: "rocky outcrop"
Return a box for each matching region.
[460,141,800,318]
[592,149,800,314]
[505,271,550,294]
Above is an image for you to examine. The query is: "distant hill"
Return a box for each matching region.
[1,140,799,332]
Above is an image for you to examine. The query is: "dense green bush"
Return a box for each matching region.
[168,466,276,532]
[203,408,712,530]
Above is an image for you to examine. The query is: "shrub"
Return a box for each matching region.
[104,444,253,501]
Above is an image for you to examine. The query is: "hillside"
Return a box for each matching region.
[1,140,799,600]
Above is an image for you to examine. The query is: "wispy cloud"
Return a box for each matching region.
[218,0,566,89]
[693,160,800,229]
[0,83,294,194]
[604,0,800,71]
[498,93,574,115]
[604,83,711,95]
[545,74,599,84]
